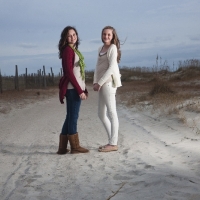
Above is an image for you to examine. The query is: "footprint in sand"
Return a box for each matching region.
[127,170,146,176]
[113,174,133,180]
[165,161,173,165]
[88,164,92,169]
[97,165,105,170]
[123,149,129,154]
[144,164,155,170]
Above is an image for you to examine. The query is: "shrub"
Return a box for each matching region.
[150,81,174,96]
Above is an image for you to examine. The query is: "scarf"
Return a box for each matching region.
[69,45,85,80]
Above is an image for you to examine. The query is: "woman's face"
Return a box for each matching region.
[102,29,113,45]
[67,29,77,45]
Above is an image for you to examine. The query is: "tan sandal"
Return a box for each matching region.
[99,144,110,149]
[98,145,118,152]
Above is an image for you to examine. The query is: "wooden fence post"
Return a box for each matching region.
[25,68,27,89]
[50,67,54,85]
[43,65,46,88]
[42,70,44,87]
[0,69,2,93]
[0,66,61,91]
[15,65,19,90]
[34,73,37,88]
[38,69,42,88]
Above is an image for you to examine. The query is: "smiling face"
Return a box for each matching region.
[67,29,77,46]
[102,29,113,45]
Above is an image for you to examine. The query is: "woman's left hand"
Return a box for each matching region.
[85,92,88,97]
[80,92,87,100]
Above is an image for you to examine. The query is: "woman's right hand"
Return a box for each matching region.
[93,83,101,91]
[79,92,87,100]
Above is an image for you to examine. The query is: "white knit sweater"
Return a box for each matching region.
[93,44,122,88]
[68,52,86,90]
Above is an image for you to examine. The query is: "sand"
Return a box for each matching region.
[0,86,200,200]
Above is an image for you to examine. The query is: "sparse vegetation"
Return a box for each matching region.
[149,80,174,96]
[115,59,200,110]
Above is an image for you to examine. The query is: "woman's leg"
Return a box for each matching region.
[61,90,70,135]
[98,87,111,144]
[100,82,118,145]
[60,89,88,154]
[58,90,73,154]
[98,83,119,145]
[61,89,81,135]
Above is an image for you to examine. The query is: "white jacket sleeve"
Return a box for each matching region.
[93,67,97,84]
[93,47,102,84]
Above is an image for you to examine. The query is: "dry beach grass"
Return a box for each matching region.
[117,65,200,116]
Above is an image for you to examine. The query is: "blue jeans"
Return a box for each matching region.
[61,89,81,135]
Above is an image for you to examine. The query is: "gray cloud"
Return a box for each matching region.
[189,35,200,41]
[18,43,38,49]
[131,36,173,46]
[131,41,152,45]
[120,43,200,70]
[154,36,172,43]
[89,39,101,44]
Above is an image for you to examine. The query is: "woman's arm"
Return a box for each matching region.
[93,46,102,84]
[93,68,97,84]
[62,46,84,95]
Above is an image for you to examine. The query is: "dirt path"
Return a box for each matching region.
[0,87,200,200]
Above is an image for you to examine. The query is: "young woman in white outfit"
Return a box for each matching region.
[93,26,122,152]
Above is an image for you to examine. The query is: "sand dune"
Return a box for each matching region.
[0,87,200,200]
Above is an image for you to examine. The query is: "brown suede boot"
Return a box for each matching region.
[57,134,70,154]
[68,133,89,154]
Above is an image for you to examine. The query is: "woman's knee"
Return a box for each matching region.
[98,110,107,121]
[107,110,117,119]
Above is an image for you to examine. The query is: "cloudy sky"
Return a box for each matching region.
[0,0,200,75]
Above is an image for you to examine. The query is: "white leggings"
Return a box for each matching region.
[98,82,119,145]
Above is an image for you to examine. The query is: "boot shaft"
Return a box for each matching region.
[57,134,69,154]
[68,133,89,154]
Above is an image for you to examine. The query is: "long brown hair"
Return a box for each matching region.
[101,26,121,63]
[58,26,80,59]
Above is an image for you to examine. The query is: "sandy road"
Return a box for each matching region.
[0,87,200,200]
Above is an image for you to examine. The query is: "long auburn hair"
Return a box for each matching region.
[58,26,80,59]
[101,26,121,63]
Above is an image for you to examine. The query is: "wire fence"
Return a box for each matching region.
[0,65,62,93]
